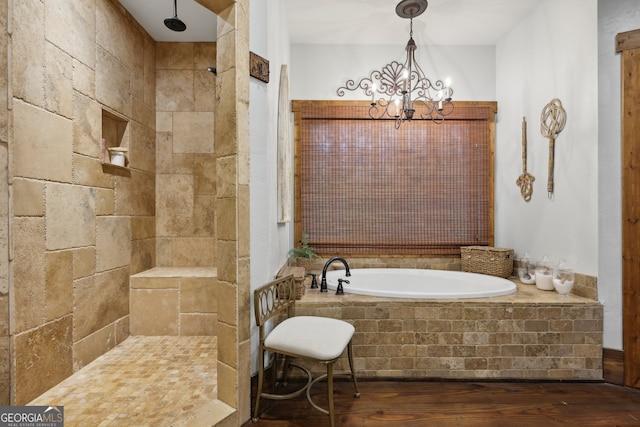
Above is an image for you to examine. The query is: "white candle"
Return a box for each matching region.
[395,99,400,116]
[371,84,376,104]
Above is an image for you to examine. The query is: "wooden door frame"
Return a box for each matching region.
[617,28,640,388]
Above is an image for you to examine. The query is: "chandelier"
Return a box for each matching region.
[337,0,453,128]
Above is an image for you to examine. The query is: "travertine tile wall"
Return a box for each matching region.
[155,42,217,267]
[0,0,8,405]
[3,0,245,415]
[214,1,251,423]
[297,256,463,274]
[129,267,218,336]
[297,288,603,381]
[8,0,155,404]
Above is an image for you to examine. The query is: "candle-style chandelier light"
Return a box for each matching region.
[337,0,454,128]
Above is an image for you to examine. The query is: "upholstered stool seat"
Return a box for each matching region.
[252,275,360,427]
[264,316,355,360]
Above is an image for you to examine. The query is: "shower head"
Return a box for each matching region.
[164,0,186,32]
[164,17,186,32]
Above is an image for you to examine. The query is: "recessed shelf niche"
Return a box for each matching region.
[101,108,130,172]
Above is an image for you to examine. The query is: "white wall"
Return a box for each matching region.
[249,0,292,371]
[281,0,633,353]
[597,0,640,350]
[290,44,495,101]
[495,0,598,277]
[290,2,614,345]
[292,3,599,274]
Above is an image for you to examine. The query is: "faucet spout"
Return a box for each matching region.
[320,257,351,292]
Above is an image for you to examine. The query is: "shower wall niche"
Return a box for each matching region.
[101,108,130,169]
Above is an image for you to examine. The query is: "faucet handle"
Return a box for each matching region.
[307,273,318,289]
[336,278,349,295]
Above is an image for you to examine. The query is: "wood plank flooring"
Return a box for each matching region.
[246,380,640,426]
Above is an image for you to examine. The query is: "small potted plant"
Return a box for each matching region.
[289,231,319,270]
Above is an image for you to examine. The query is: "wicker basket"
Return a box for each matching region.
[276,266,307,299]
[461,246,514,278]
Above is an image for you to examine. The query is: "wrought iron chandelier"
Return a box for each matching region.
[337,0,453,128]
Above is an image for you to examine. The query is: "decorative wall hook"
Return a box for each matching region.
[540,98,566,199]
[516,117,535,201]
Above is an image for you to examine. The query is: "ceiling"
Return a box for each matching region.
[117,0,217,42]
[283,0,540,46]
[118,0,540,46]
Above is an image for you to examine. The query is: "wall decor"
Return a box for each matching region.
[540,98,566,198]
[277,64,291,223]
[250,51,270,83]
[516,117,535,201]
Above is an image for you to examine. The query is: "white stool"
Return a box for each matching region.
[252,275,360,427]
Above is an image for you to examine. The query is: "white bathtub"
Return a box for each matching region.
[325,268,516,299]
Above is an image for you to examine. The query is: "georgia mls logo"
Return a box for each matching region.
[0,405,64,427]
[43,406,63,420]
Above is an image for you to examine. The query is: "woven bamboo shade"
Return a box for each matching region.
[294,101,495,256]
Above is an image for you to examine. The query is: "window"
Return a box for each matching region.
[293,101,496,256]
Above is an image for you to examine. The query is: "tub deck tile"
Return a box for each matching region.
[297,281,603,381]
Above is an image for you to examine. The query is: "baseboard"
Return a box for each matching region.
[603,348,624,385]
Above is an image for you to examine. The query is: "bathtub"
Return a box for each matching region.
[325,268,516,299]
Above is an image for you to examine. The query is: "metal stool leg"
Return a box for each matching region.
[252,346,265,422]
[347,340,360,398]
[327,362,335,427]
[306,346,360,425]
[281,355,292,385]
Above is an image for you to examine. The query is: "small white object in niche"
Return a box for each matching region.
[107,147,128,167]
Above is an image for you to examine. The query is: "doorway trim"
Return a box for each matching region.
[617,28,640,388]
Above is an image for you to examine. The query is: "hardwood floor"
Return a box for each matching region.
[246,380,640,426]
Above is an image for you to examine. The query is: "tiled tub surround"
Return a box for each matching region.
[296,281,603,380]
[130,267,217,336]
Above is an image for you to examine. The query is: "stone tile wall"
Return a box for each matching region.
[3,0,233,412]
[8,0,155,404]
[297,256,463,274]
[296,284,603,380]
[0,0,9,405]
[130,267,218,336]
[214,1,251,422]
[155,42,217,267]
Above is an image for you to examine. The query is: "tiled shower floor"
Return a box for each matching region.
[29,336,230,426]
